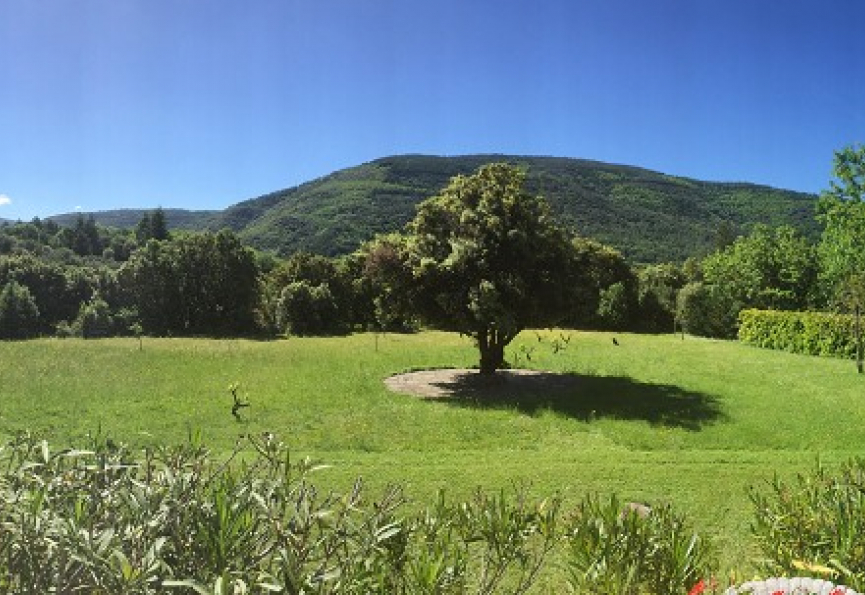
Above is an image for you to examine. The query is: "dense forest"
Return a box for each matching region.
[36,155,818,264]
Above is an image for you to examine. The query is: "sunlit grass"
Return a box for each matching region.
[1,330,863,572]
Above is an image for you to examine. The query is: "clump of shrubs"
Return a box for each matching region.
[8,433,863,593]
[0,433,716,594]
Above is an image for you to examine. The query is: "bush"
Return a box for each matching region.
[750,459,865,591]
[275,281,345,336]
[676,282,740,338]
[738,309,858,358]
[0,281,40,340]
[596,282,635,330]
[0,433,564,594]
[76,295,114,339]
[0,433,722,594]
[563,494,715,594]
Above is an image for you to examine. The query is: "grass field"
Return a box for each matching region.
[2,330,863,575]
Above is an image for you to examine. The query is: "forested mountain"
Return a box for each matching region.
[33,155,818,263]
[206,155,819,263]
[48,208,216,230]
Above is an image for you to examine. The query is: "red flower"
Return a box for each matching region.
[688,580,706,595]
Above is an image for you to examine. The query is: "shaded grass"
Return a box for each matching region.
[1,330,863,573]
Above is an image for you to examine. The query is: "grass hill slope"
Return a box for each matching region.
[207,155,819,262]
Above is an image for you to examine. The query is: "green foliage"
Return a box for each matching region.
[676,282,740,338]
[596,282,635,331]
[118,230,260,336]
[202,155,818,263]
[0,433,568,594]
[737,309,858,358]
[0,281,40,339]
[264,251,360,336]
[275,281,341,336]
[818,145,865,308]
[135,208,171,243]
[567,237,637,329]
[749,459,865,591]
[398,163,582,373]
[702,224,818,311]
[76,294,114,339]
[564,495,715,594]
[636,263,686,332]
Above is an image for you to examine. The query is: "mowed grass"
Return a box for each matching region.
[2,330,864,572]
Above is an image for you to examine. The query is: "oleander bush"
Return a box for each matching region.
[563,495,716,594]
[0,433,721,594]
[738,309,857,358]
[749,459,865,591]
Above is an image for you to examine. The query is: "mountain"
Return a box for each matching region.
[48,208,216,230]
[206,155,819,263]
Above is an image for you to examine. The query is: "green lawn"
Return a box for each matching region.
[1,330,862,573]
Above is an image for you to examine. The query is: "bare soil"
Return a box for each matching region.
[384,368,581,399]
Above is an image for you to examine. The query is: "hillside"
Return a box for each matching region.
[206,155,818,263]
[48,208,216,230]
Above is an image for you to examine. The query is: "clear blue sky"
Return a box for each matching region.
[2,0,865,221]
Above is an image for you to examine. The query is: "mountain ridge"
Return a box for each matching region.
[35,154,819,263]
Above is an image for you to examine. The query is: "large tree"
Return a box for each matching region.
[399,163,580,375]
[818,144,865,371]
[118,230,259,335]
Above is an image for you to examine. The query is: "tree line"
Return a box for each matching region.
[1,146,863,370]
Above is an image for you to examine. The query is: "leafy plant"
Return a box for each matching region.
[749,459,865,591]
[563,494,716,594]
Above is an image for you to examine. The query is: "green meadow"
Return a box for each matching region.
[2,330,862,572]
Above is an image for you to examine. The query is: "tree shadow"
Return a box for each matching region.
[428,370,725,431]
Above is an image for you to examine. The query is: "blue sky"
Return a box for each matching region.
[2,0,864,221]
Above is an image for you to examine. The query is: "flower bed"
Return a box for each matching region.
[720,577,858,595]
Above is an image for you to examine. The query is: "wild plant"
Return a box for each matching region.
[749,459,865,590]
[562,494,715,594]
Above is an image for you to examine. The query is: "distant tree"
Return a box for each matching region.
[702,224,818,311]
[0,254,91,332]
[396,163,581,374]
[636,263,686,332]
[567,237,637,329]
[119,230,259,335]
[0,281,40,339]
[264,252,354,335]
[675,281,739,339]
[596,281,635,330]
[135,208,170,244]
[76,294,114,339]
[69,214,102,256]
[149,208,169,241]
[817,144,865,371]
[275,281,340,336]
[357,234,417,332]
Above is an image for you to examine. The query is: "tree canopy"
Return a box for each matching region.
[395,163,582,374]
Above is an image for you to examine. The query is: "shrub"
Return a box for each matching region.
[596,282,636,330]
[749,459,865,591]
[275,281,345,336]
[0,281,40,340]
[0,433,563,594]
[76,295,114,339]
[738,309,857,358]
[563,494,716,594]
[676,282,740,338]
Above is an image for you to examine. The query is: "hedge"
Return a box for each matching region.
[738,308,861,358]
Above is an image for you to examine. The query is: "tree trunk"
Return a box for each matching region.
[857,305,863,374]
[478,329,506,376]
